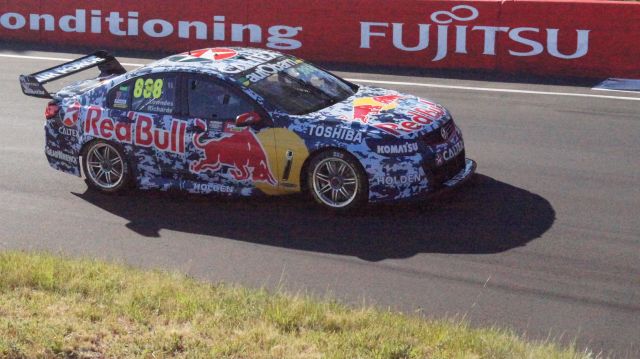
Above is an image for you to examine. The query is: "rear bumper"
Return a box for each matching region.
[44,120,82,177]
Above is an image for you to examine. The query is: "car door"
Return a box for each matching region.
[122,73,190,185]
[102,73,183,188]
[183,75,279,195]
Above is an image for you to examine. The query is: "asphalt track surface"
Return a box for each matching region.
[1,48,638,357]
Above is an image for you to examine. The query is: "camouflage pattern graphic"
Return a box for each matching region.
[38,47,474,202]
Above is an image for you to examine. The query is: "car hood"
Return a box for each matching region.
[313,86,451,139]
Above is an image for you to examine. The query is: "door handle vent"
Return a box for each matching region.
[282,150,293,181]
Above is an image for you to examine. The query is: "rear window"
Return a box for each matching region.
[108,83,131,110]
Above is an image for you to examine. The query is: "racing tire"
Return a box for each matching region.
[307,150,368,211]
[82,140,132,193]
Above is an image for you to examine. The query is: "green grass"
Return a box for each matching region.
[0,251,594,358]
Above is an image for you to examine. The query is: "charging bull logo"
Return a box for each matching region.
[190,119,277,185]
[352,95,402,124]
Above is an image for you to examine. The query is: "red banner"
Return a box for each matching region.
[1,0,638,78]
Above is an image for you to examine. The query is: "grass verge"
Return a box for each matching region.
[0,251,593,358]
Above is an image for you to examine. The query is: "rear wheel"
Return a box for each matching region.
[307,150,367,211]
[82,140,131,193]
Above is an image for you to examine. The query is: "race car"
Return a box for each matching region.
[19,48,475,210]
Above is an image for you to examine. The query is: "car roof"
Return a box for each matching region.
[134,47,286,82]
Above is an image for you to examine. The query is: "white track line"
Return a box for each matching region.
[3,53,639,102]
[346,78,640,102]
[592,87,640,94]
[0,53,144,67]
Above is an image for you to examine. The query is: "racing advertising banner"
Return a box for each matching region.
[1,0,638,78]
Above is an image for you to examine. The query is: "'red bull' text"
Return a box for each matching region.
[83,107,186,154]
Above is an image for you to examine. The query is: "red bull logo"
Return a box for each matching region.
[373,99,446,137]
[190,119,277,185]
[352,95,402,124]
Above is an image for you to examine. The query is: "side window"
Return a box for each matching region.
[107,75,178,115]
[131,75,177,115]
[107,81,133,110]
[188,78,255,121]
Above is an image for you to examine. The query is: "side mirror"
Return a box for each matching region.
[235,112,262,127]
[190,118,208,133]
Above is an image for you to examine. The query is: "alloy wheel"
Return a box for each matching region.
[85,143,125,190]
[312,157,359,208]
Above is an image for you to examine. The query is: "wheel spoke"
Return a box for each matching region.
[316,172,330,181]
[104,171,112,184]
[316,178,330,186]
[332,189,340,202]
[93,150,104,162]
[111,167,122,178]
[338,187,350,199]
[325,161,336,176]
[337,163,346,176]
[343,178,357,185]
[319,184,332,194]
[103,146,111,161]
[111,156,122,165]
[95,168,105,180]
[323,162,330,175]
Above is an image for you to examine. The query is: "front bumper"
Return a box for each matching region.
[442,158,476,189]
[413,158,476,201]
[366,121,474,203]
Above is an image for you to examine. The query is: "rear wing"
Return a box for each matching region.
[18,50,127,99]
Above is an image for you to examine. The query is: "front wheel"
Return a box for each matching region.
[307,150,368,211]
[82,140,131,193]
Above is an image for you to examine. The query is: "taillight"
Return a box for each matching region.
[45,101,60,120]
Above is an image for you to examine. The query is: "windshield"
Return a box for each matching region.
[244,60,357,115]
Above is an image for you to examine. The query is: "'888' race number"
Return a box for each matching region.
[133,78,164,99]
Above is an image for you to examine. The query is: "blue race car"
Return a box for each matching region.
[19,48,475,210]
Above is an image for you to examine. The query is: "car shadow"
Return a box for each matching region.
[72,174,555,261]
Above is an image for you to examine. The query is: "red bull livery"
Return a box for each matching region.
[19,48,476,210]
[190,120,277,186]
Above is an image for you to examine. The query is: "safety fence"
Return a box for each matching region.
[1,0,638,78]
